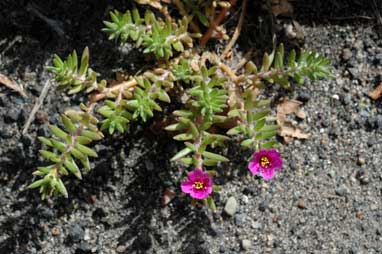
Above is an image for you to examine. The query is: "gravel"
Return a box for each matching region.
[0,0,381,254]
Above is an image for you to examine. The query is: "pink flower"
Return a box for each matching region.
[248,149,283,180]
[181,169,213,200]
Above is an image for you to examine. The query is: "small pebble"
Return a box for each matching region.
[224,197,238,216]
[252,222,263,230]
[68,224,85,243]
[234,214,245,226]
[341,48,353,61]
[76,243,93,254]
[241,239,252,250]
[116,245,127,253]
[51,227,60,236]
[242,195,249,204]
[356,212,365,220]
[335,186,351,197]
[357,157,366,166]
[297,199,306,209]
[259,200,269,212]
[356,169,370,185]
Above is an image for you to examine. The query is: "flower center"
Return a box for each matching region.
[260,156,271,168]
[193,181,205,190]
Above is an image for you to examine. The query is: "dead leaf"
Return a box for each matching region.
[0,73,27,97]
[271,0,294,17]
[161,188,176,207]
[295,109,306,119]
[134,0,162,9]
[369,83,382,100]
[277,97,310,142]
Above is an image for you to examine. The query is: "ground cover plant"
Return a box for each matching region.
[28,0,333,211]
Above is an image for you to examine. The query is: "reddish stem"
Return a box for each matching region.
[200,0,238,46]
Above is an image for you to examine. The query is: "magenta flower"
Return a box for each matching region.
[248,149,283,180]
[181,169,213,199]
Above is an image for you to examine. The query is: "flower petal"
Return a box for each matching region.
[203,174,213,187]
[205,185,213,195]
[248,160,261,175]
[261,168,275,180]
[181,180,193,194]
[190,189,210,199]
[272,157,283,171]
[188,169,203,181]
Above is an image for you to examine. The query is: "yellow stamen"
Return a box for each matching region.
[193,181,205,190]
[260,156,271,168]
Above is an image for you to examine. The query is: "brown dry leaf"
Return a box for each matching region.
[271,0,294,17]
[369,83,382,100]
[0,73,27,98]
[161,188,176,207]
[134,0,162,9]
[277,97,310,142]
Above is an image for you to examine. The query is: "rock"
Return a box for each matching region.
[243,187,255,195]
[341,48,353,61]
[335,186,351,197]
[35,110,48,124]
[116,245,127,253]
[356,169,370,185]
[297,199,306,209]
[68,224,85,243]
[224,197,238,216]
[259,200,269,212]
[241,195,249,204]
[342,94,352,105]
[347,67,358,78]
[359,110,369,118]
[38,206,54,219]
[357,157,366,166]
[234,214,245,226]
[75,243,93,254]
[4,108,21,122]
[376,116,382,130]
[37,125,50,137]
[285,24,296,39]
[328,170,336,178]
[375,53,382,64]
[336,77,345,86]
[51,227,60,236]
[353,40,363,50]
[367,116,376,128]
[297,92,311,103]
[84,229,91,241]
[252,222,263,230]
[356,211,365,220]
[144,160,154,171]
[241,239,252,250]
[92,207,107,220]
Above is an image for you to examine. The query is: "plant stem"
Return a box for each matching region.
[221,0,248,58]
[200,0,238,46]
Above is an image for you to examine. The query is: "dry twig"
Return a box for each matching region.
[22,79,51,135]
[89,79,137,103]
[221,0,248,59]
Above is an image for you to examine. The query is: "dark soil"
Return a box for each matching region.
[1,0,382,253]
